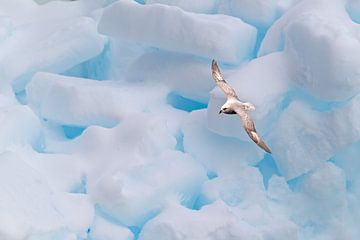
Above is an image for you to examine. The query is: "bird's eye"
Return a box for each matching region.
[223,108,227,111]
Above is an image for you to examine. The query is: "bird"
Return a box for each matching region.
[211,59,271,154]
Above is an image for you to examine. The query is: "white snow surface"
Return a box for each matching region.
[1,0,360,239]
[98,0,257,64]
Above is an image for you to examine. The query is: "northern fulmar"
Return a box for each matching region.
[211,59,271,154]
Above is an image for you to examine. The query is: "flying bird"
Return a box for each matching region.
[211,59,271,154]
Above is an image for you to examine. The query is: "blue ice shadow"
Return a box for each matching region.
[346,3,360,24]
[175,130,185,152]
[286,174,307,192]
[94,204,159,240]
[61,125,86,139]
[281,89,348,112]
[134,0,145,4]
[167,92,207,112]
[190,171,218,211]
[15,90,27,105]
[62,41,111,81]
[255,154,280,189]
[70,175,87,194]
[207,170,218,180]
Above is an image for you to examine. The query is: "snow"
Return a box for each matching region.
[0,105,42,152]
[1,0,360,239]
[269,95,360,179]
[0,0,106,93]
[259,0,360,100]
[218,0,297,29]
[90,214,133,240]
[127,51,213,103]
[0,152,93,239]
[27,72,169,127]
[98,0,257,64]
[139,201,262,240]
[145,0,218,14]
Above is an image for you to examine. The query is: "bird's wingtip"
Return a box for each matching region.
[211,59,217,67]
[211,59,220,73]
[262,144,272,154]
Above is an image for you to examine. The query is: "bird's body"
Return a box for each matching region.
[211,59,271,154]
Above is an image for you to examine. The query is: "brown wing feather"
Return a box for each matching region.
[211,59,238,99]
[236,109,272,154]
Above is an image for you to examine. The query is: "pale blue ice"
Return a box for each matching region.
[0,0,360,239]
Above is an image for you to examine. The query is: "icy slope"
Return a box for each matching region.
[1,0,360,239]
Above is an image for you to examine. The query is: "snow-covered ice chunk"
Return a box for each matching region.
[219,0,297,29]
[27,72,169,127]
[0,152,93,239]
[0,3,105,92]
[267,175,291,201]
[0,0,36,20]
[332,141,360,185]
[284,163,357,239]
[145,0,218,14]
[90,214,133,240]
[269,95,360,179]
[98,0,257,64]
[198,168,299,239]
[91,150,206,226]
[0,17,12,43]
[34,0,116,13]
[182,110,263,173]
[0,105,42,152]
[139,201,262,240]
[0,152,62,239]
[347,0,360,23]
[49,113,205,226]
[56,113,178,169]
[52,193,94,238]
[260,0,360,100]
[27,231,77,240]
[331,141,360,236]
[127,51,214,103]
[294,163,347,224]
[200,167,265,208]
[16,148,87,193]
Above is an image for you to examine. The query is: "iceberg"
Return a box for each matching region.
[0,0,359,239]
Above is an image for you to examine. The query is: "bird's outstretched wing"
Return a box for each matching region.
[211,59,238,99]
[234,107,272,154]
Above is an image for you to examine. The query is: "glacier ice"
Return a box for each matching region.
[139,201,263,240]
[0,105,42,152]
[0,152,93,239]
[127,51,214,103]
[145,0,218,14]
[0,0,106,93]
[27,72,169,127]
[218,0,297,29]
[98,0,257,64]
[89,214,133,240]
[259,0,360,100]
[269,95,360,179]
[1,0,360,239]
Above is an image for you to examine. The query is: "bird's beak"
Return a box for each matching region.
[219,110,223,114]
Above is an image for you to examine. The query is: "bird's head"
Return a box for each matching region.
[219,103,236,114]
